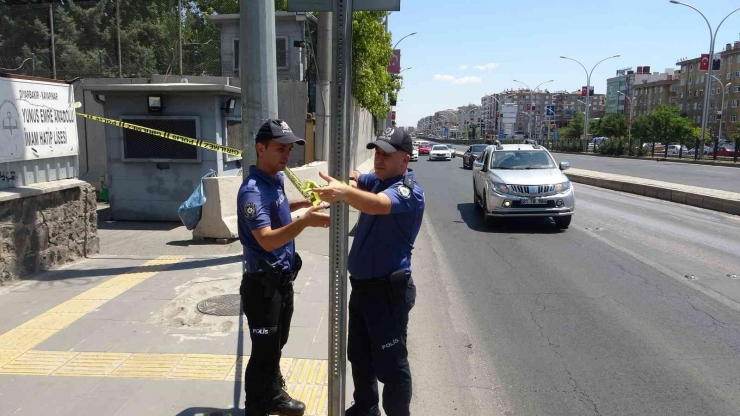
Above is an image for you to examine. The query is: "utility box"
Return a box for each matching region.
[83,82,242,221]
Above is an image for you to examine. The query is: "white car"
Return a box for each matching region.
[411,144,419,161]
[428,145,452,161]
[667,145,689,155]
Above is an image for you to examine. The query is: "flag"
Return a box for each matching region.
[700,54,709,71]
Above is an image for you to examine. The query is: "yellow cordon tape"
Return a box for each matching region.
[75,111,326,205]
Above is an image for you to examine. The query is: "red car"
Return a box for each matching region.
[716,145,737,157]
[418,142,431,155]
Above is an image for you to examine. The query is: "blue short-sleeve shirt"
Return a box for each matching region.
[237,165,295,274]
[347,170,425,280]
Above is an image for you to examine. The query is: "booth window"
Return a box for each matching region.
[122,117,199,161]
[225,118,243,162]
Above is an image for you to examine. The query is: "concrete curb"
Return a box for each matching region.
[550,150,740,169]
[566,169,740,216]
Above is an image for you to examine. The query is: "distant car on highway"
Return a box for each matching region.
[462,144,489,169]
[429,145,452,161]
[418,141,431,155]
[472,143,574,229]
[411,143,419,161]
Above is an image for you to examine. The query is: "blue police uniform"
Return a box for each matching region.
[347,169,424,416]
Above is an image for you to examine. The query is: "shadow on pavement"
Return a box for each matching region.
[167,239,239,247]
[97,206,181,231]
[14,255,242,287]
[457,202,564,234]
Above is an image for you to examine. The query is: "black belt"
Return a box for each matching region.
[350,270,409,303]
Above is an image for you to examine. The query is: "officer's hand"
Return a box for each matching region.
[290,198,313,210]
[301,205,330,228]
[313,172,350,203]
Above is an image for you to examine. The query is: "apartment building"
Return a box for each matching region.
[633,75,680,117]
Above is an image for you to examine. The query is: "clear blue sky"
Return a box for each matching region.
[387,0,740,127]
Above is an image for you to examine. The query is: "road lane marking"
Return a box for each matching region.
[0,255,184,353]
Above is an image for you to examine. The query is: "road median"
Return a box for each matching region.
[566,168,740,216]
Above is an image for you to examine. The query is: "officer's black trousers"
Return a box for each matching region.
[240,274,295,404]
[348,276,416,416]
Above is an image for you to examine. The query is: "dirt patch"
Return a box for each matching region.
[149,275,245,332]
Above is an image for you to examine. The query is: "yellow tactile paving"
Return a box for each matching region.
[0,350,78,375]
[0,328,58,351]
[53,352,132,377]
[16,313,85,330]
[167,354,236,381]
[0,349,24,368]
[110,353,184,379]
[0,255,183,354]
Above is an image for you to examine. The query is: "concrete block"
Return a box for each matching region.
[656,188,673,201]
[723,200,740,215]
[622,183,645,195]
[702,196,728,213]
[602,179,624,192]
[671,191,688,204]
[193,176,242,239]
[644,186,660,199]
[686,193,705,208]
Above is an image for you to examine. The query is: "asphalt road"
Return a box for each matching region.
[407,156,740,415]
[441,142,740,194]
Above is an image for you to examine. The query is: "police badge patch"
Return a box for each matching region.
[398,185,411,199]
[244,202,257,220]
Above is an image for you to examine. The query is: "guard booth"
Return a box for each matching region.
[83,83,244,221]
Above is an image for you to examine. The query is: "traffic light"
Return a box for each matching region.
[526,103,531,111]
[391,111,396,121]
[495,111,500,118]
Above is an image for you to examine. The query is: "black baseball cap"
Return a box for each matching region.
[255,119,305,145]
[367,127,414,154]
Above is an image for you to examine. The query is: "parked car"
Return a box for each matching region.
[472,144,574,229]
[667,145,689,155]
[462,144,489,169]
[418,141,431,155]
[716,145,737,157]
[429,145,452,161]
[643,142,666,153]
[688,145,713,156]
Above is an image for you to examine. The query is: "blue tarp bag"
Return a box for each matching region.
[178,170,216,230]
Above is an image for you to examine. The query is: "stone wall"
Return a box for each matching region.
[0,182,99,284]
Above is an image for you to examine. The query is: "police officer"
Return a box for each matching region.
[238,119,330,416]
[313,128,424,416]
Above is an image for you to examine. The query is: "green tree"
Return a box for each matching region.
[565,111,584,140]
[631,114,652,155]
[600,113,628,138]
[589,118,602,137]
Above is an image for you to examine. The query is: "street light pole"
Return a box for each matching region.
[670,1,740,160]
[618,91,635,155]
[393,32,417,50]
[513,79,553,140]
[561,54,621,145]
[710,75,731,159]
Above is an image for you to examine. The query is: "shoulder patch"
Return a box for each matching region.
[398,185,411,199]
[244,202,257,220]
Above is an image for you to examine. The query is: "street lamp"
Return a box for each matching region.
[393,32,417,49]
[513,79,554,139]
[399,67,413,73]
[710,75,731,158]
[618,91,636,155]
[561,54,621,144]
[670,1,740,160]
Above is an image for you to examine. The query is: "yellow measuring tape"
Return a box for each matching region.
[75,110,327,205]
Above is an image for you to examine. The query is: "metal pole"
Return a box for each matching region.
[670,2,740,159]
[241,0,279,177]
[328,0,353,414]
[178,0,183,76]
[317,11,333,162]
[49,4,56,79]
[31,53,35,76]
[116,0,122,78]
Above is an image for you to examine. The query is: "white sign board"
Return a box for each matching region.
[0,76,78,163]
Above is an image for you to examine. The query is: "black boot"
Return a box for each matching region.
[345,403,381,416]
[266,391,306,416]
[245,401,268,416]
[266,372,306,416]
